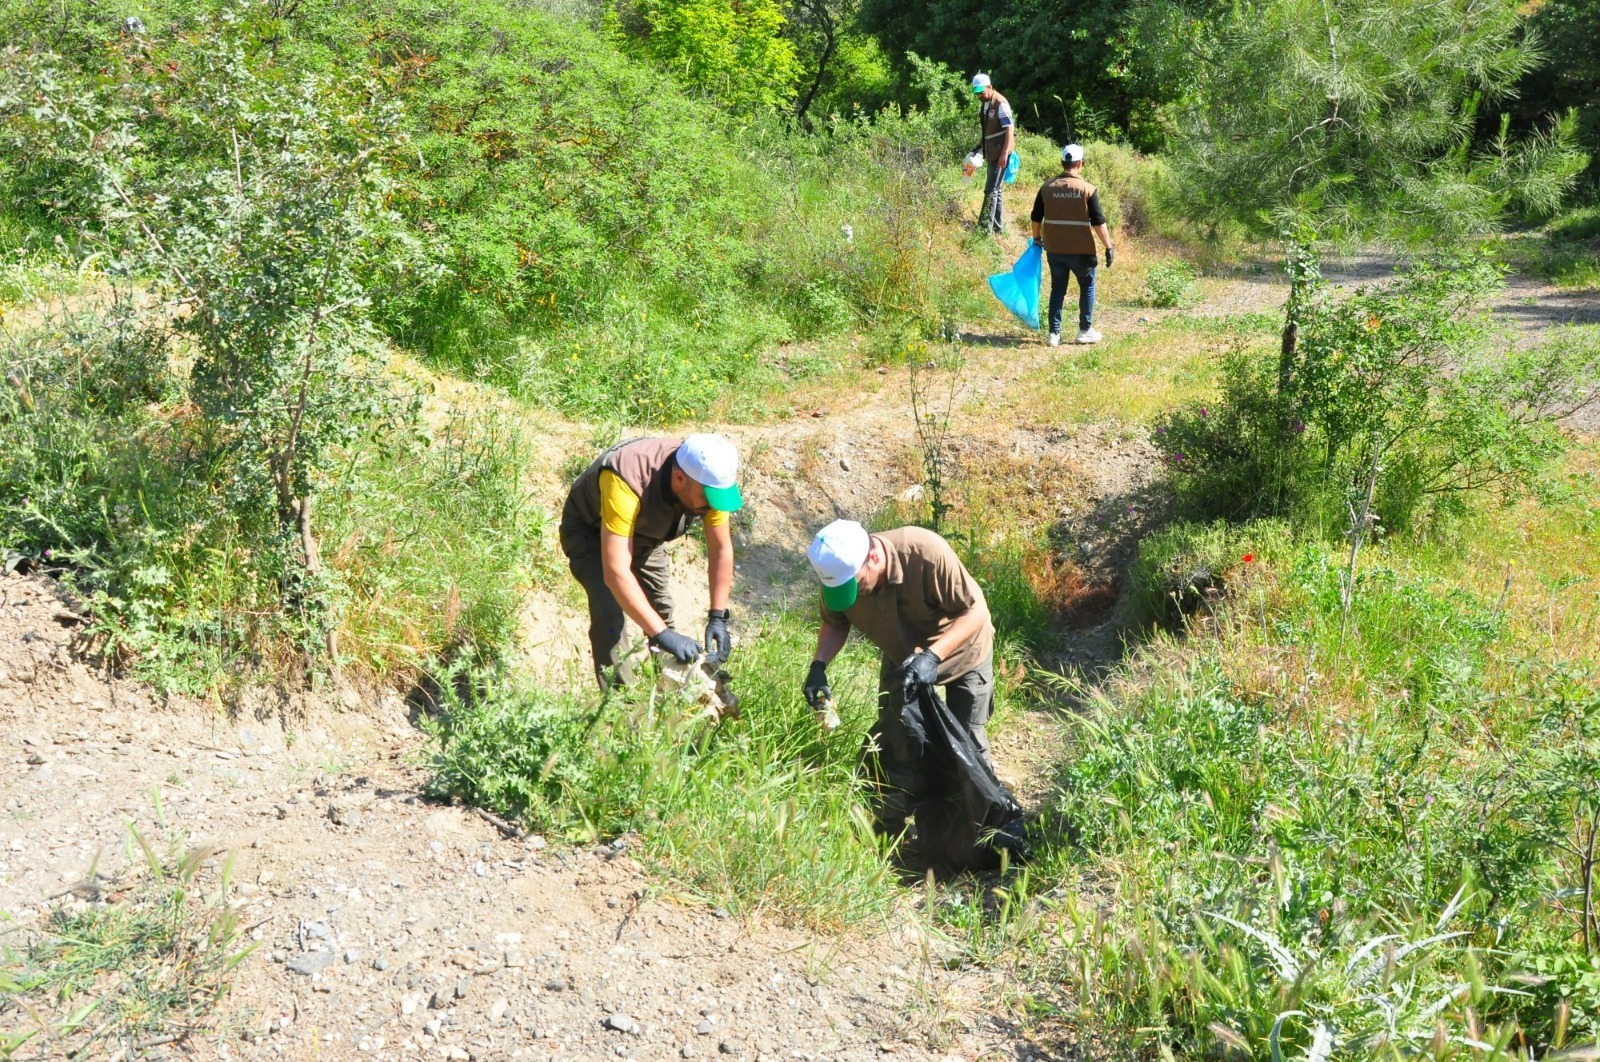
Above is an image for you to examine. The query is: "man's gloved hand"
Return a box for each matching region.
[901,648,941,691]
[704,609,731,664]
[803,660,832,708]
[648,627,701,663]
[1104,246,1116,269]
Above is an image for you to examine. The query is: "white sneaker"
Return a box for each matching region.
[1076,327,1102,344]
[1047,332,1061,347]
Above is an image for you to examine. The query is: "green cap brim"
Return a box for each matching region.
[704,482,743,513]
[821,578,858,612]
[971,85,985,93]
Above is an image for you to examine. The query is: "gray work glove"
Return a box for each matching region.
[803,660,832,708]
[901,649,941,693]
[649,627,701,663]
[704,609,731,664]
[1104,246,1115,269]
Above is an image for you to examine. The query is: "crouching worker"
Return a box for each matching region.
[802,520,997,833]
[560,434,743,688]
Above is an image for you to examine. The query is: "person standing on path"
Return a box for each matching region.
[801,520,998,833]
[972,73,1015,235]
[559,434,743,688]
[1032,143,1115,345]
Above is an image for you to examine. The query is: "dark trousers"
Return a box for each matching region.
[561,526,674,687]
[860,658,995,829]
[1047,251,1097,334]
[980,160,1006,234]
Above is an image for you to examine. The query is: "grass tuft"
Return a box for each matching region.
[0,826,249,1059]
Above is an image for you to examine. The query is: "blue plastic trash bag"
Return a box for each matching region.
[987,241,1041,329]
[1003,150,1019,184]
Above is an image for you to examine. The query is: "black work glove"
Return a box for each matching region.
[901,648,941,692]
[704,609,731,664]
[648,627,701,663]
[803,660,832,708]
[1104,246,1115,269]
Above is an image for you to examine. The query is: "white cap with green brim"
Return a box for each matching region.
[678,433,743,513]
[971,73,991,94]
[1062,143,1084,164]
[808,519,870,611]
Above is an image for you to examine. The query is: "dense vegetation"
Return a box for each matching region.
[3,0,1600,1058]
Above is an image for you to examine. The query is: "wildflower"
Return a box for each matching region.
[1290,418,1306,434]
[1241,553,1254,563]
[1199,407,1208,417]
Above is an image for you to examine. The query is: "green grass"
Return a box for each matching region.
[1505,207,1600,290]
[994,313,1274,427]
[321,405,556,676]
[426,613,902,928]
[1003,455,1600,1057]
[0,827,249,1058]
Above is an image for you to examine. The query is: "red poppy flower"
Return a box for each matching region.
[1241,553,1255,563]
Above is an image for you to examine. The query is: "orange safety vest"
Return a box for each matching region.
[1039,173,1098,255]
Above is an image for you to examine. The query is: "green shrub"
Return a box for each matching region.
[1154,255,1600,534]
[0,294,547,688]
[426,614,898,927]
[1142,260,1198,308]
[1128,519,1292,626]
[322,409,554,675]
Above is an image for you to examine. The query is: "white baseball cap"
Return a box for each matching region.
[970,73,991,94]
[676,434,742,512]
[1062,143,1084,164]
[807,520,871,611]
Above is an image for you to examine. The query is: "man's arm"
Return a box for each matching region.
[1087,190,1113,262]
[600,528,668,636]
[705,517,733,612]
[925,600,991,662]
[813,617,850,665]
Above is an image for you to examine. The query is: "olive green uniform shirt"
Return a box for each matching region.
[820,527,994,682]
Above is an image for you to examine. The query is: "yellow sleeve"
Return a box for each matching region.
[598,470,641,537]
[704,509,729,528]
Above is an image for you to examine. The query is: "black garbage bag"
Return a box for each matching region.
[898,681,1030,871]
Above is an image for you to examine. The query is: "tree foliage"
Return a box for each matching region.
[856,0,1206,149]
[1163,0,1589,242]
[609,0,802,112]
[1510,0,1600,195]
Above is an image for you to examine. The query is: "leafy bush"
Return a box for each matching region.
[1142,260,1198,308]
[1155,254,1600,533]
[609,0,801,112]
[1128,518,1291,625]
